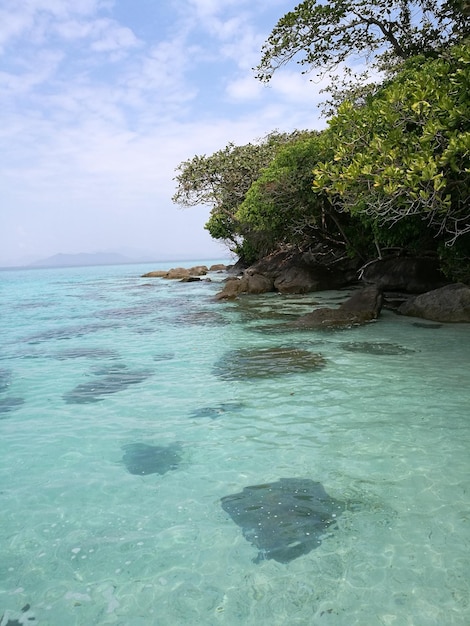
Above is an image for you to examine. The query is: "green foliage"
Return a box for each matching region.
[172,131,312,261]
[173,23,469,281]
[236,134,326,254]
[312,44,470,252]
[235,132,375,261]
[256,0,469,84]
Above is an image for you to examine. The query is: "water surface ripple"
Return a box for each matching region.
[0,262,469,625]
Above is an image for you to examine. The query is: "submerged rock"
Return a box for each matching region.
[0,368,12,393]
[53,347,119,360]
[221,478,348,563]
[174,310,228,327]
[0,396,25,415]
[153,352,175,361]
[213,346,326,380]
[189,402,244,419]
[341,341,415,355]
[23,321,116,344]
[63,365,152,403]
[121,442,183,475]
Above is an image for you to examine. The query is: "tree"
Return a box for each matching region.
[256,0,469,84]
[236,133,371,260]
[172,131,308,260]
[312,44,470,251]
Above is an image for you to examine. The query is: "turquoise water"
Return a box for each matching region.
[0,261,469,626]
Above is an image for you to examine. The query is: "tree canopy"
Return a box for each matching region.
[313,45,470,248]
[256,0,470,83]
[172,131,311,260]
[172,0,470,280]
[236,133,372,261]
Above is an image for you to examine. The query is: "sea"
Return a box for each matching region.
[0,260,469,626]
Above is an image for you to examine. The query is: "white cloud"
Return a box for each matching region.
[0,1,331,265]
[88,19,140,53]
[269,69,328,104]
[226,74,263,100]
[51,16,140,56]
[0,10,32,51]
[0,0,113,49]
[0,50,63,97]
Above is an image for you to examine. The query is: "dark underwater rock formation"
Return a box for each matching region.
[53,347,119,360]
[0,368,12,393]
[189,402,244,419]
[63,364,152,403]
[0,396,25,415]
[0,368,24,416]
[213,347,326,380]
[221,478,348,563]
[340,341,415,355]
[121,442,183,475]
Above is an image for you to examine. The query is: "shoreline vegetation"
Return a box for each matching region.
[172,2,469,301]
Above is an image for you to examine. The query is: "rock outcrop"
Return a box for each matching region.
[142,265,210,279]
[215,273,274,299]
[209,264,228,271]
[142,264,228,279]
[138,252,469,325]
[398,283,470,322]
[215,248,359,299]
[361,256,447,293]
[292,286,383,329]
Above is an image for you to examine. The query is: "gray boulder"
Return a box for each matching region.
[141,270,168,278]
[361,256,447,293]
[252,248,357,293]
[215,248,358,298]
[142,265,209,279]
[398,283,470,322]
[273,265,327,294]
[215,273,274,299]
[293,286,383,329]
[209,264,227,271]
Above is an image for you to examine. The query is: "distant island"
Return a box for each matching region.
[29,252,139,268]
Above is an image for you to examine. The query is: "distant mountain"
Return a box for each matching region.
[29,252,137,268]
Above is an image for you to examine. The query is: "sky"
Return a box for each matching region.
[0,0,330,266]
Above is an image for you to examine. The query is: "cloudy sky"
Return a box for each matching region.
[0,0,329,266]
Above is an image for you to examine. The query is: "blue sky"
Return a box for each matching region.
[0,0,330,266]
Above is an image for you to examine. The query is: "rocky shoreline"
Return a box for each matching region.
[142,251,470,325]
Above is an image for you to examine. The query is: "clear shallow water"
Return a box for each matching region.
[0,261,469,626]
